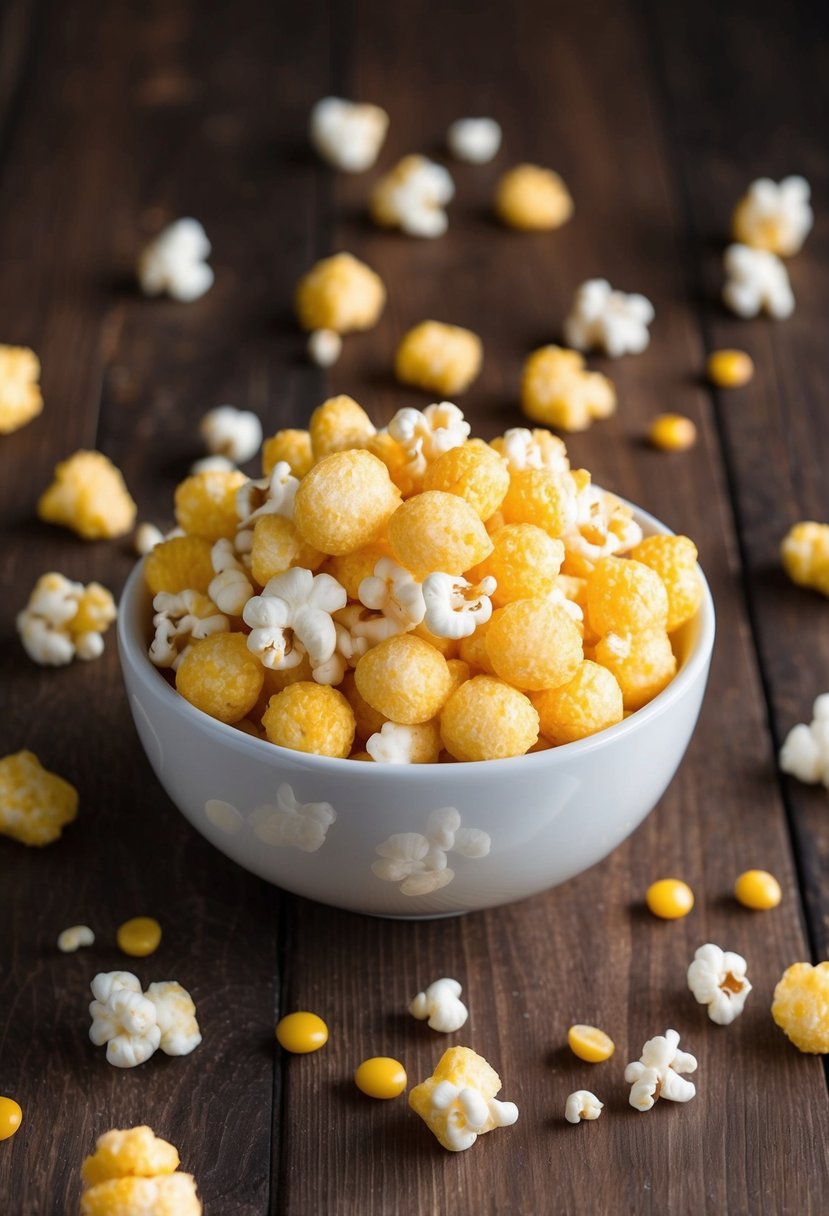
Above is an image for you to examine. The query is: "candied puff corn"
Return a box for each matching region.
[262,682,355,756]
[631,535,702,633]
[262,428,314,479]
[409,1046,519,1152]
[295,252,386,334]
[355,635,452,724]
[176,632,264,724]
[144,536,215,597]
[586,557,669,637]
[395,321,483,397]
[387,490,493,578]
[38,450,136,539]
[80,1125,201,1216]
[521,346,616,433]
[532,661,624,744]
[494,164,573,231]
[309,395,376,459]
[500,468,575,537]
[781,521,829,597]
[174,469,247,541]
[422,440,509,520]
[0,344,42,433]
[441,676,539,761]
[469,524,564,606]
[594,629,677,712]
[486,600,583,692]
[771,961,829,1053]
[0,750,78,846]
[294,450,401,556]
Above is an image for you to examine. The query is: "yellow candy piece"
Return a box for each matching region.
[781,521,829,597]
[174,469,247,542]
[586,557,669,637]
[0,1096,22,1140]
[250,515,325,586]
[262,682,355,757]
[734,869,782,910]
[469,523,564,607]
[771,962,829,1053]
[116,917,162,958]
[486,600,583,692]
[409,1046,516,1152]
[294,450,401,557]
[355,635,452,725]
[38,450,137,540]
[521,346,616,432]
[309,394,376,460]
[387,490,493,579]
[440,675,538,761]
[261,428,314,479]
[567,1024,615,1063]
[81,1126,180,1186]
[354,1057,408,1099]
[144,536,215,597]
[275,1011,329,1053]
[645,878,695,920]
[295,252,385,334]
[648,413,697,452]
[630,535,702,634]
[176,632,264,725]
[707,349,754,388]
[422,440,509,521]
[494,164,573,231]
[532,661,623,745]
[500,467,575,539]
[594,629,677,711]
[0,344,42,433]
[395,321,483,397]
[0,750,78,846]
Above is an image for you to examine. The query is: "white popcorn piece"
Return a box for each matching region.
[422,572,496,640]
[722,243,794,319]
[734,176,813,257]
[308,328,343,367]
[250,783,337,852]
[243,567,347,670]
[779,696,829,788]
[563,479,643,566]
[236,461,299,531]
[199,405,263,465]
[16,572,116,667]
[134,522,164,556]
[563,278,655,357]
[374,156,455,238]
[365,722,420,764]
[137,218,213,302]
[190,454,236,474]
[624,1029,697,1111]
[208,539,254,617]
[149,590,229,670]
[497,427,570,475]
[687,943,752,1026]
[310,97,389,173]
[565,1090,603,1124]
[409,978,469,1033]
[388,402,470,483]
[312,606,371,685]
[447,117,502,165]
[89,971,161,1068]
[372,807,491,896]
[57,925,95,953]
[358,558,426,636]
[429,1080,518,1151]
[144,980,202,1056]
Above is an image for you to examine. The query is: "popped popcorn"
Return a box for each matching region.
[687,943,751,1025]
[58,925,95,953]
[409,978,468,1032]
[732,175,813,256]
[370,155,455,238]
[624,1029,697,1111]
[307,328,343,367]
[80,1125,202,1216]
[38,450,136,539]
[295,252,386,334]
[17,572,117,665]
[563,279,654,357]
[355,634,452,724]
[199,405,262,465]
[88,972,162,1068]
[781,521,829,596]
[366,720,442,764]
[0,344,42,433]
[447,117,502,164]
[358,557,426,635]
[309,394,376,460]
[144,981,202,1055]
[562,478,643,574]
[137,218,213,302]
[440,675,539,761]
[779,695,829,787]
[494,164,573,230]
[207,538,254,616]
[422,573,495,640]
[235,461,300,533]
[409,1046,518,1151]
[521,345,616,432]
[395,321,483,396]
[722,243,794,318]
[309,97,389,172]
[490,427,570,476]
[294,449,401,556]
[565,1091,603,1123]
[243,567,346,671]
[262,682,355,757]
[149,590,228,670]
[387,401,471,487]
[176,632,264,723]
[133,521,164,555]
[771,961,829,1053]
[0,751,78,846]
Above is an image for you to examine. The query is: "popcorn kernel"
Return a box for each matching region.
[0,750,78,846]
[495,164,573,231]
[646,878,694,920]
[294,450,401,556]
[309,394,376,460]
[771,962,829,1053]
[0,344,42,433]
[707,349,754,388]
[176,632,264,724]
[521,346,616,433]
[38,450,137,539]
[355,635,452,725]
[468,523,564,607]
[276,1011,329,1053]
[295,252,385,334]
[144,536,215,597]
[355,1057,407,1099]
[648,414,697,452]
[0,1097,22,1140]
[387,490,493,579]
[734,869,782,910]
[630,535,702,634]
[395,321,483,397]
[422,440,509,520]
[174,469,248,541]
[262,429,314,479]
[486,600,582,692]
[532,661,623,744]
[117,917,162,958]
[440,675,538,761]
[262,683,355,757]
[567,1024,615,1063]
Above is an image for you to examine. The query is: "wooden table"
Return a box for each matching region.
[1,0,828,1211]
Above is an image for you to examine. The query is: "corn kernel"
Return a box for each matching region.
[594,628,676,711]
[144,536,215,597]
[486,600,582,692]
[648,413,697,452]
[262,682,355,757]
[174,469,247,541]
[421,440,509,520]
[116,917,162,958]
[645,878,695,920]
[0,344,42,433]
[468,523,564,607]
[275,1011,329,1053]
[781,521,829,597]
[734,869,782,910]
[294,450,401,556]
[494,164,573,231]
[532,661,623,745]
[355,635,452,725]
[176,632,264,724]
[630,535,702,634]
[521,346,616,432]
[0,750,78,846]
[250,515,325,586]
[295,252,385,334]
[440,675,538,761]
[395,321,483,396]
[567,1024,615,1063]
[707,349,754,388]
[387,490,493,579]
[261,428,314,479]
[0,1097,22,1140]
[37,450,137,539]
[771,962,829,1053]
[355,1057,407,1099]
[586,557,669,637]
[309,394,376,460]
[500,467,575,539]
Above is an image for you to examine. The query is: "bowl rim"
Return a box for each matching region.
[118,500,716,781]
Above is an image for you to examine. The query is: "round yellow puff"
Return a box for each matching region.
[309,395,376,460]
[355,635,452,725]
[734,869,782,910]
[355,1057,407,1099]
[262,683,355,757]
[261,429,314,479]
[585,557,669,637]
[0,1097,22,1141]
[780,521,829,597]
[648,413,697,452]
[521,346,615,432]
[422,440,509,520]
[250,515,325,586]
[645,878,695,920]
[445,658,472,698]
[395,320,483,396]
[494,164,573,230]
[116,917,162,959]
[293,450,401,556]
[500,468,574,539]
[468,523,565,607]
[275,1011,329,1053]
[485,600,583,692]
[174,469,247,541]
[440,675,539,761]
[37,450,137,540]
[567,1025,615,1063]
[593,628,676,711]
[532,661,623,745]
[81,1126,180,1185]
[771,962,829,1053]
[144,536,215,597]
[295,252,385,334]
[176,632,264,724]
[631,535,702,633]
[387,490,493,579]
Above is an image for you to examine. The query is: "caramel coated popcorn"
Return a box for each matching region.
[0,344,42,433]
[38,450,136,539]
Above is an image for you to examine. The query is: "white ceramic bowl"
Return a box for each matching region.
[118,504,715,919]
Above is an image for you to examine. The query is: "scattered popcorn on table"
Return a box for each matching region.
[117,917,162,958]
[275,1011,329,1053]
[370,155,455,238]
[309,96,389,172]
[565,1091,603,1124]
[687,943,752,1025]
[779,695,829,787]
[648,413,697,452]
[307,328,342,367]
[144,981,203,1056]
[133,521,164,556]
[137,218,213,302]
[447,117,502,164]
[645,878,694,920]
[771,961,829,1054]
[199,405,262,465]
[295,252,386,334]
[17,572,117,666]
[781,522,829,597]
[58,925,95,953]
[355,1057,407,1099]
[410,978,468,1032]
[566,1024,615,1063]
[624,1029,697,1111]
[521,345,616,432]
[722,243,794,318]
[0,751,78,846]
[732,175,813,257]
[494,163,573,231]
[409,1046,518,1151]
[706,349,754,388]
[395,320,483,396]
[734,869,782,910]
[37,449,136,539]
[0,344,42,433]
[310,395,376,460]
[89,971,200,1067]
[563,279,654,357]
[80,1125,202,1216]
[0,1097,22,1141]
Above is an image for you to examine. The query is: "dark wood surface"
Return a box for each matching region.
[1,1,827,1213]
